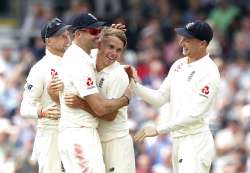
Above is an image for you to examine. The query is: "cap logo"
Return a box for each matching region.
[88,13,97,20]
[186,22,195,29]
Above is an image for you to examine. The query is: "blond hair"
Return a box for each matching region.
[100,27,127,48]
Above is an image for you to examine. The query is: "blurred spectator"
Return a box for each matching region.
[215,119,245,155]
[136,154,153,173]
[63,0,90,24]
[209,0,240,34]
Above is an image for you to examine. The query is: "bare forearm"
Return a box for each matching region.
[87,95,128,116]
[48,90,60,104]
[78,100,118,121]
[84,93,128,116]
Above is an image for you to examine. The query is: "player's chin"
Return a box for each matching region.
[182,49,189,56]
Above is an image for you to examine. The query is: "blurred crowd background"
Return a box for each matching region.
[0,0,250,172]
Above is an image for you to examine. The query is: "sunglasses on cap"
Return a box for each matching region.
[79,28,102,36]
[45,18,63,39]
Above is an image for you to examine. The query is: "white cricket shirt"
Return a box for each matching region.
[20,50,61,129]
[134,54,220,137]
[91,49,130,142]
[59,43,99,129]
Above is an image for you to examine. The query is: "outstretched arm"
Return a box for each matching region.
[124,65,171,107]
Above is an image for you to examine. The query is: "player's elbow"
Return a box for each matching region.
[20,102,37,119]
[105,113,117,121]
[92,106,107,117]
[20,105,30,118]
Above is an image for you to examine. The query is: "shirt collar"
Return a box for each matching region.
[186,54,210,68]
[101,61,120,73]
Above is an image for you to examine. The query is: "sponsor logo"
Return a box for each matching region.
[86,77,95,89]
[201,85,209,95]
[199,85,210,98]
[51,68,58,77]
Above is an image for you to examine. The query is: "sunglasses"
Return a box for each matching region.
[80,28,102,36]
[45,18,63,39]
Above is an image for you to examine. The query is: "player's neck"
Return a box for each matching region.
[96,55,106,72]
[47,47,64,57]
[187,51,207,63]
[75,41,91,55]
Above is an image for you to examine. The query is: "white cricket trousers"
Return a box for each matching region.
[101,135,135,173]
[58,127,105,173]
[31,128,63,173]
[172,131,215,173]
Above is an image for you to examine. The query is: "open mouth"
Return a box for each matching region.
[106,55,116,61]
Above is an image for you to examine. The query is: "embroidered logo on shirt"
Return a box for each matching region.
[51,68,58,77]
[187,70,195,82]
[174,62,184,72]
[86,77,95,89]
[25,83,33,91]
[98,78,104,88]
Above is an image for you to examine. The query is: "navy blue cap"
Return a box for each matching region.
[69,13,106,31]
[41,18,70,42]
[175,20,213,43]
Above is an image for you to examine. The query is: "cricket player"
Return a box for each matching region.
[130,20,220,173]
[20,18,71,173]
[62,27,135,173]
[94,27,135,173]
[57,13,131,173]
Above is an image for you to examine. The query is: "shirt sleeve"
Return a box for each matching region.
[106,69,129,99]
[157,72,220,134]
[132,73,171,108]
[20,65,44,118]
[71,62,99,98]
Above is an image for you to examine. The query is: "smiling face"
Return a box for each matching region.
[178,36,207,62]
[96,27,127,71]
[98,35,124,67]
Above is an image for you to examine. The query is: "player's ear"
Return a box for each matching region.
[46,38,52,46]
[200,40,208,48]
